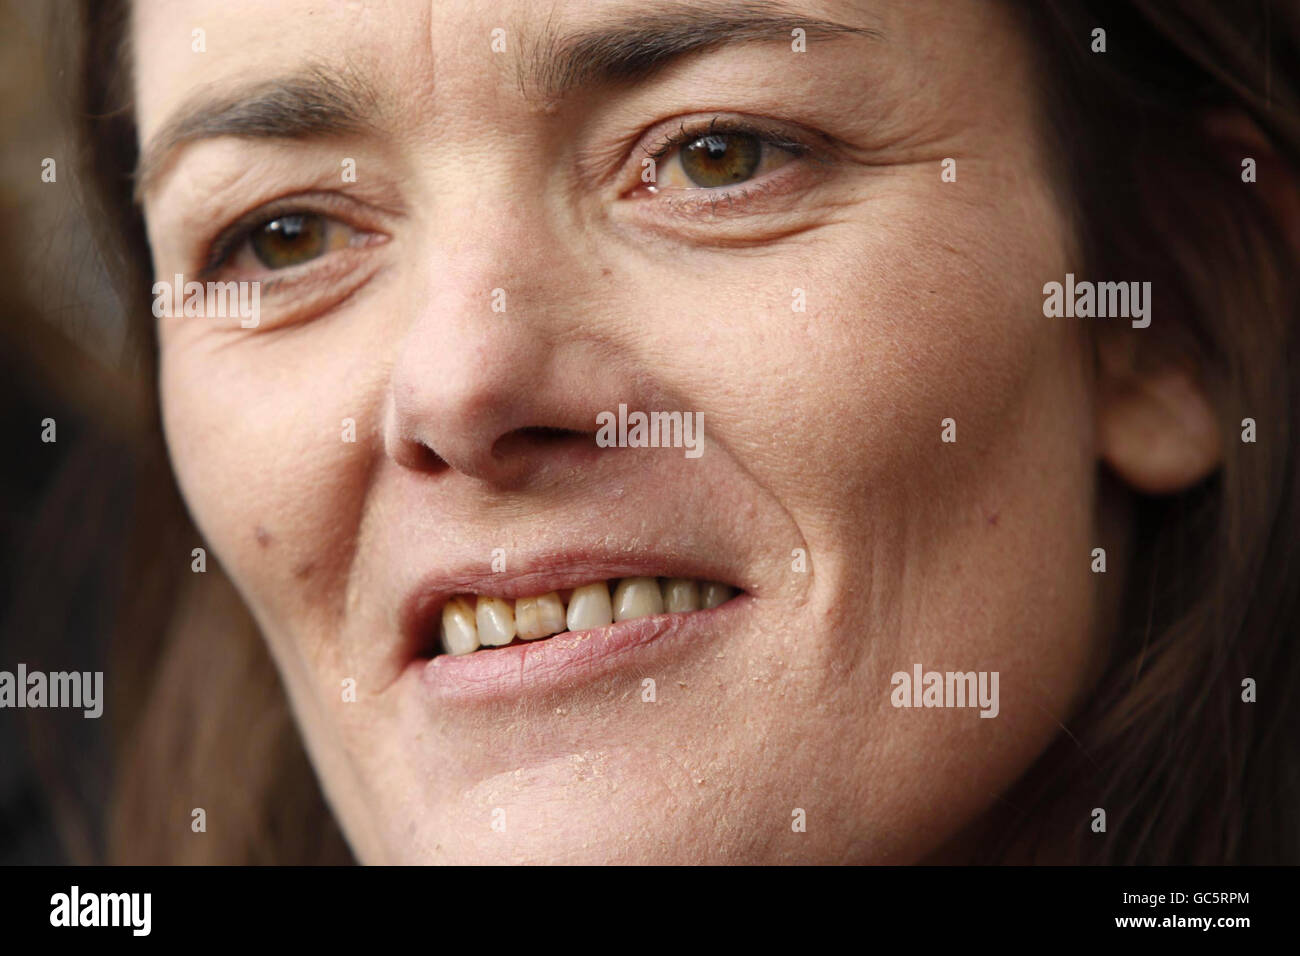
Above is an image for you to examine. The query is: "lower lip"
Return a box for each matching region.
[409,596,751,705]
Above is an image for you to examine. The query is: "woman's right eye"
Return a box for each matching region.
[239,213,356,271]
[207,209,369,277]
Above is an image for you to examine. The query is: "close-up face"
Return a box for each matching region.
[132,0,1138,864]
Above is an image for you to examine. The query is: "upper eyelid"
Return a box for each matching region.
[640,114,822,162]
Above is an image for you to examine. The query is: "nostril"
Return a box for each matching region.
[519,426,578,444]
[492,426,589,457]
[390,435,448,473]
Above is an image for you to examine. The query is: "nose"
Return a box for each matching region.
[382,219,624,490]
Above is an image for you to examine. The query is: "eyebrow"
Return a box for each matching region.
[134,2,881,201]
[519,2,881,99]
[134,64,379,202]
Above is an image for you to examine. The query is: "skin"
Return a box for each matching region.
[134,0,1221,863]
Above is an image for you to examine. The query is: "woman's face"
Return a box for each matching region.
[135,0,1103,863]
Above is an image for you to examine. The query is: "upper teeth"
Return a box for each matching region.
[439,578,736,656]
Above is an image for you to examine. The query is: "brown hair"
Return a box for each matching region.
[52,0,1300,863]
[66,0,351,864]
[981,0,1300,863]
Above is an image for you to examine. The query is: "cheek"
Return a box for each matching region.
[157,321,381,667]
[634,175,1098,857]
[636,170,1082,537]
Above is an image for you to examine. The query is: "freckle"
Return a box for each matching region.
[293,560,315,580]
[601,267,612,277]
[255,526,272,548]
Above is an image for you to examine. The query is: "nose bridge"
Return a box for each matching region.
[381,107,649,486]
[408,64,576,323]
[443,183,550,284]
[402,163,564,371]
[382,182,610,485]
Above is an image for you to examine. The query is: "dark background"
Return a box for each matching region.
[1,0,128,864]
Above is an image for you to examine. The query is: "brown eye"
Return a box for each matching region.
[679,133,762,187]
[249,213,329,269]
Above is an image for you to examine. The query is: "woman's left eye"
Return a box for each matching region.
[678,132,764,186]
[649,126,805,193]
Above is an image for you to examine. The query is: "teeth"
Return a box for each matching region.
[515,591,566,640]
[612,576,665,622]
[566,582,613,631]
[700,581,735,609]
[475,595,516,647]
[440,595,479,656]
[436,578,737,655]
[661,578,701,613]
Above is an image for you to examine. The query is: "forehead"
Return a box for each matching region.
[133,0,427,139]
[130,0,906,137]
[129,0,1040,209]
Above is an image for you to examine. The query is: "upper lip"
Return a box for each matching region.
[399,547,747,657]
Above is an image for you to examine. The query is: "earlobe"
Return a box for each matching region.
[1096,352,1222,495]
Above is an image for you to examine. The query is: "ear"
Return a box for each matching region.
[1096,339,1221,495]
[1098,109,1297,496]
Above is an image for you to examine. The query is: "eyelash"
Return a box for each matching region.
[645,115,813,163]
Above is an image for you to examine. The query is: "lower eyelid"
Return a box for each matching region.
[638,155,819,210]
[209,242,373,301]
[656,179,783,213]
[228,248,390,331]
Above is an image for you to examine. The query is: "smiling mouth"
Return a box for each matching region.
[437,577,738,656]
